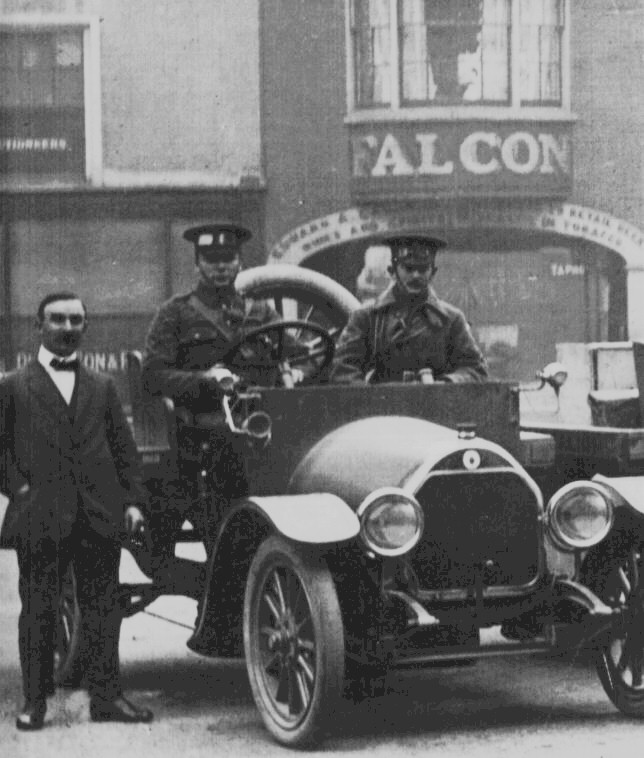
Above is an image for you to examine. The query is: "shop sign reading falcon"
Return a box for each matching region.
[349,121,572,200]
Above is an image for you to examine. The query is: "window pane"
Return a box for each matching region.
[0,29,85,179]
[400,0,510,105]
[402,5,436,100]
[0,30,83,108]
[0,34,20,107]
[479,22,508,100]
[54,31,84,105]
[20,34,54,107]
[55,33,82,67]
[519,0,563,103]
[352,0,391,106]
[11,220,165,315]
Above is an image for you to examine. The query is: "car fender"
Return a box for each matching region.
[190,493,359,656]
[236,493,360,544]
[593,473,644,517]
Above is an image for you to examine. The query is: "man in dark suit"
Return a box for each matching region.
[0,292,153,730]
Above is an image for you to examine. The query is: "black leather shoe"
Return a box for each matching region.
[16,700,46,731]
[89,695,153,724]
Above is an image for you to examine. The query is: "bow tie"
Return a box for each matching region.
[50,358,79,371]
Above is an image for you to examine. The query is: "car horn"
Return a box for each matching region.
[222,394,272,447]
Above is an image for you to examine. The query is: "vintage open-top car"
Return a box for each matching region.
[54,264,644,747]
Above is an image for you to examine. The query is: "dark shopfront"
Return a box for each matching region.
[265,117,636,383]
[268,199,629,384]
[0,187,265,398]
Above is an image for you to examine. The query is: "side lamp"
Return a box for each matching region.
[536,362,568,396]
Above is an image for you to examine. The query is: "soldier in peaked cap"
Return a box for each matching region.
[143,222,283,401]
[141,223,286,548]
[330,233,488,384]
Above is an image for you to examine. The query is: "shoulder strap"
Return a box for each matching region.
[371,309,387,361]
[187,294,235,342]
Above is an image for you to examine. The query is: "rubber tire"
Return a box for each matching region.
[236,265,360,331]
[593,553,644,717]
[53,562,84,688]
[243,535,346,747]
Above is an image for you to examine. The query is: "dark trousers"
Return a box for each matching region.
[176,424,249,544]
[16,517,122,704]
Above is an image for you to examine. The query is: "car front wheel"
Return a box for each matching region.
[243,535,345,747]
[594,546,644,716]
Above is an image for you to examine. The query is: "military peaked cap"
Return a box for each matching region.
[381,233,447,266]
[184,223,252,259]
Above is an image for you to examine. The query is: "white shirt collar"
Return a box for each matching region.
[37,345,78,405]
[38,345,79,369]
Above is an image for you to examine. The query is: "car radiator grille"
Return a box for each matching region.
[411,471,541,591]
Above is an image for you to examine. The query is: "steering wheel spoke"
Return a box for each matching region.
[223,320,335,387]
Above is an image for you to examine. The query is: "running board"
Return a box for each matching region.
[391,630,553,668]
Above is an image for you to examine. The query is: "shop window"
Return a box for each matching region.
[348,0,566,111]
[0,22,100,184]
[11,220,166,317]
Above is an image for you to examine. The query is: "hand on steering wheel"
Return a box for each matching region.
[203,364,239,393]
[222,320,335,387]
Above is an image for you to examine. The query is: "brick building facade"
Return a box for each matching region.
[0,0,264,392]
[1,0,643,387]
[260,0,644,380]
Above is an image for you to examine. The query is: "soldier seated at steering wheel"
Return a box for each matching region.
[142,223,329,548]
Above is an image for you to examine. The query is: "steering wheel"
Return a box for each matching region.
[222,320,335,386]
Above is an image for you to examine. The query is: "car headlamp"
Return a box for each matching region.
[546,481,613,551]
[358,487,424,557]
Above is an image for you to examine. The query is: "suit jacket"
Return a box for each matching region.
[0,361,147,548]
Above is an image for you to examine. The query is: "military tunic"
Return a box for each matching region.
[142,282,280,410]
[141,283,281,542]
[330,283,487,384]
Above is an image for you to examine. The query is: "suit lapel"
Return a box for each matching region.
[26,361,98,430]
[72,366,96,429]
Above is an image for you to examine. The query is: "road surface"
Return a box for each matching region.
[1,498,643,757]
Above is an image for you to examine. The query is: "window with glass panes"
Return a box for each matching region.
[0,28,85,178]
[349,0,565,108]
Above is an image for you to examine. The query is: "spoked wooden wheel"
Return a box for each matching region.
[236,264,359,337]
[594,547,644,717]
[53,562,83,688]
[243,536,345,747]
[223,320,336,385]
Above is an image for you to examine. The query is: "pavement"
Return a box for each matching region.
[0,493,249,756]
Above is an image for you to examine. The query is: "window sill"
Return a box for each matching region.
[344,106,577,124]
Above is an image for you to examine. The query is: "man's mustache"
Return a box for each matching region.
[59,333,81,344]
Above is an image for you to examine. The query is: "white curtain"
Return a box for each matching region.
[519,0,562,102]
